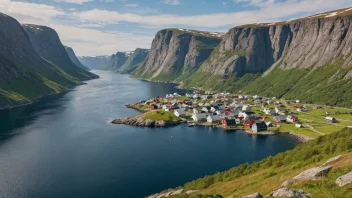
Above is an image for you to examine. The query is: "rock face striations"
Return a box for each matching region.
[23,24,98,81]
[132,29,222,81]
[64,46,90,71]
[117,48,149,73]
[0,13,96,109]
[180,8,352,107]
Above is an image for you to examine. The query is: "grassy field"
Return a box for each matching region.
[249,101,352,139]
[142,110,181,121]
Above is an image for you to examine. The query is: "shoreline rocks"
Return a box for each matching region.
[111,115,181,128]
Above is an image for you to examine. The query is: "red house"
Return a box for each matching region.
[243,119,256,128]
[222,118,236,127]
[150,104,157,111]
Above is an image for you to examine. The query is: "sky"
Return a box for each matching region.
[0,0,352,56]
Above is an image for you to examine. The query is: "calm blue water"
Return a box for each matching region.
[0,71,298,198]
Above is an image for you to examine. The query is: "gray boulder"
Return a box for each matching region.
[241,192,263,198]
[270,187,310,198]
[335,171,352,187]
[186,190,200,194]
[170,189,184,195]
[322,155,341,166]
[293,166,332,181]
[281,179,295,187]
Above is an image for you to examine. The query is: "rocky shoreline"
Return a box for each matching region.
[111,113,182,128]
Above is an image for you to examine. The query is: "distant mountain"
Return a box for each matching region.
[117,48,149,73]
[131,28,222,81]
[78,56,110,70]
[23,24,98,81]
[64,46,90,71]
[101,52,129,71]
[0,13,97,109]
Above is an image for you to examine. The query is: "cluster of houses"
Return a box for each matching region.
[140,91,309,133]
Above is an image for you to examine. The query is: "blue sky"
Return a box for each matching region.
[1,0,352,56]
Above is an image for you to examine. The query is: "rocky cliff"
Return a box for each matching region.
[64,46,90,71]
[132,29,222,81]
[23,24,98,81]
[78,56,110,70]
[182,8,352,107]
[101,52,128,71]
[0,13,88,109]
[117,48,149,73]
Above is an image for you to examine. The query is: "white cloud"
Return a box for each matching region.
[53,0,93,4]
[52,25,153,55]
[162,0,180,5]
[0,0,65,22]
[73,0,352,28]
[125,3,138,7]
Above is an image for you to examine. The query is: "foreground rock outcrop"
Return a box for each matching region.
[241,192,262,198]
[270,187,310,198]
[292,166,332,181]
[336,171,352,187]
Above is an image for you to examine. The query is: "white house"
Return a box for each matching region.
[192,113,207,122]
[242,105,252,111]
[162,105,170,111]
[174,109,186,117]
[201,107,209,112]
[206,115,221,123]
[238,112,249,119]
[263,108,275,115]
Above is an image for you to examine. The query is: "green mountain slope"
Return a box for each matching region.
[101,52,128,71]
[117,48,149,73]
[64,46,90,71]
[23,24,98,81]
[155,127,352,198]
[0,13,95,109]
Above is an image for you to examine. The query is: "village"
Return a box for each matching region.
[128,90,352,140]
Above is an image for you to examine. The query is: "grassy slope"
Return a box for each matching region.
[0,45,83,106]
[142,110,181,121]
[166,127,352,198]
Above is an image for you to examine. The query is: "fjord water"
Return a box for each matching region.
[0,71,298,198]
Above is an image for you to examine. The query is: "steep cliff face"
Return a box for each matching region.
[78,56,110,70]
[117,48,149,73]
[101,52,128,71]
[23,24,98,80]
[132,29,222,81]
[0,13,86,109]
[191,8,352,79]
[182,8,352,106]
[64,46,90,71]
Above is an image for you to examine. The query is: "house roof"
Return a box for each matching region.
[253,122,267,128]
